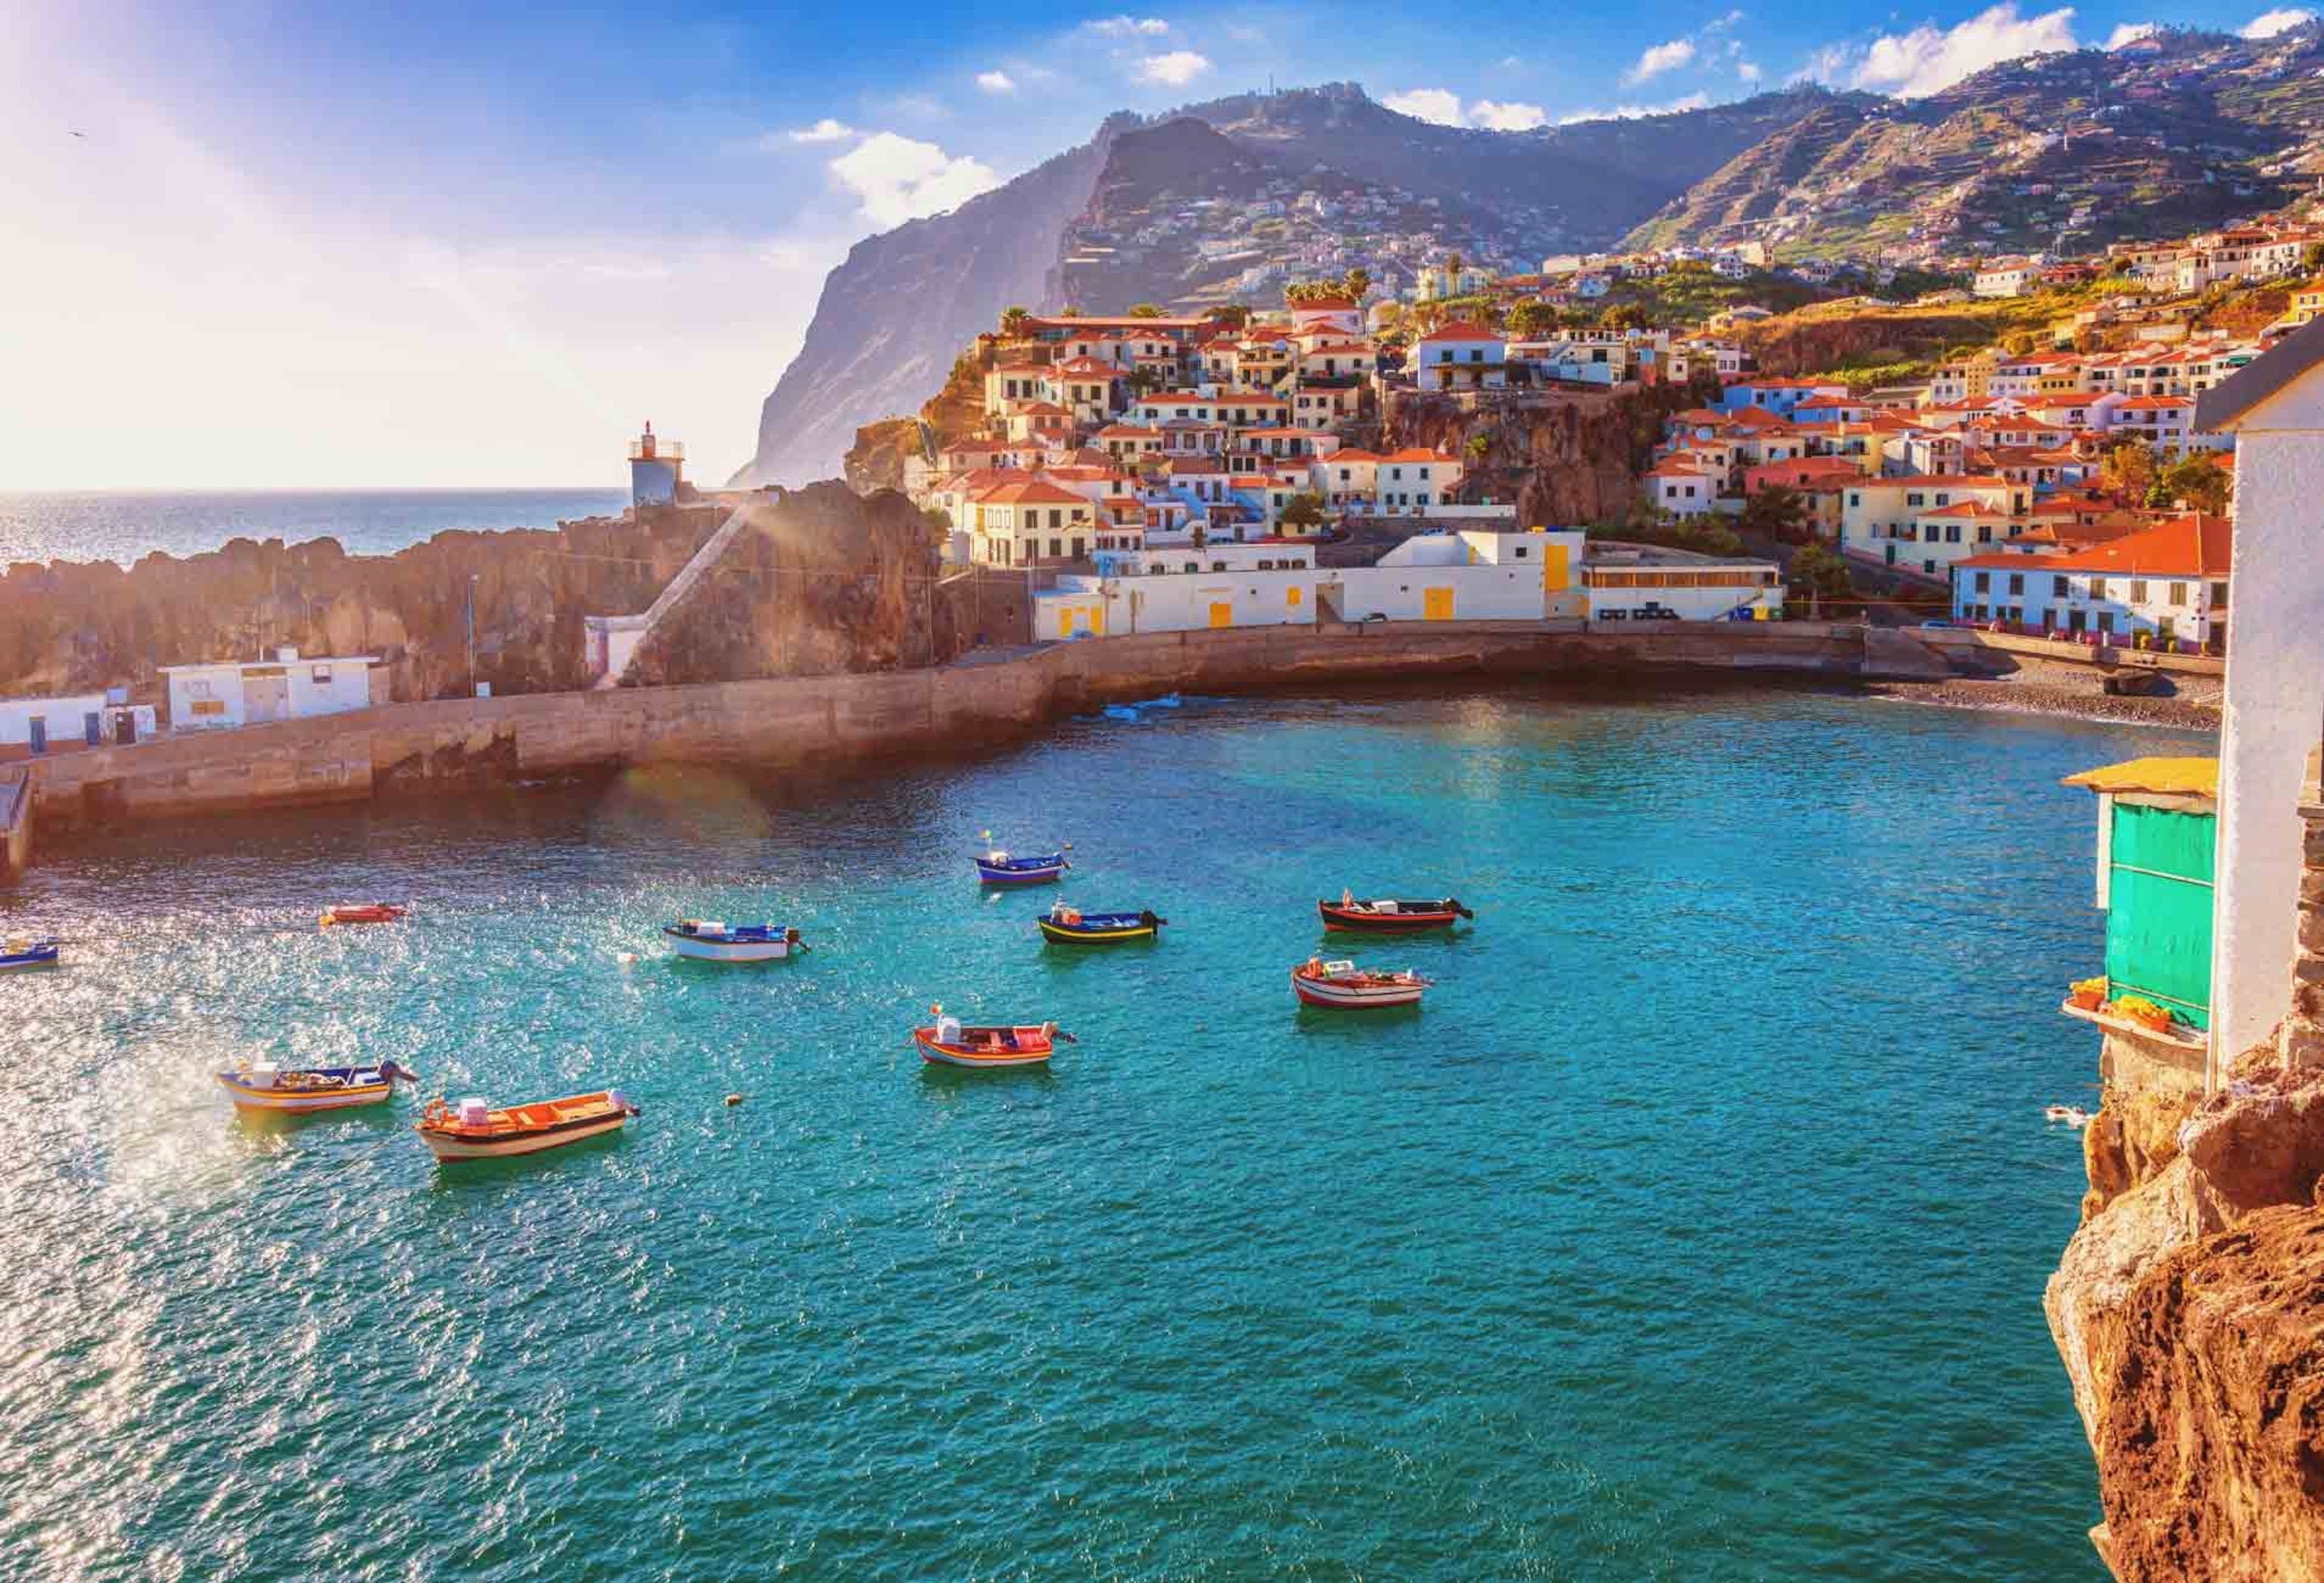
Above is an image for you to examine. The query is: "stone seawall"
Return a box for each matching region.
[18,620,1871,844]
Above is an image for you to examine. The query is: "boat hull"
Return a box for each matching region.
[418,1114,630,1158]
[1317,900,1468,933]
[1291,969,1429,1009]
[319,905,406,928]
[665,934,791,962]
[216,1073,396,1112]
[0,942,61,971]
[1036,916,1158,945]
[912,1027,1055,1068]
[977,861,1067,885]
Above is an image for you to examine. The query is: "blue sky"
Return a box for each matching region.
[0,0,2311,487]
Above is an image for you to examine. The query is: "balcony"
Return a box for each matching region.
[629,439,685,462]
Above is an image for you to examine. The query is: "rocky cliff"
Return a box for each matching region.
[0,487,937,708]
[1383,381,1713,526]
[736,84,1842,487]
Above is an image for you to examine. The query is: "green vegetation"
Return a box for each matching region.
[1788,540,1855,607]
[1738,485,1811,544]
[1586,515,1745,557]
[1278,492,1328,530]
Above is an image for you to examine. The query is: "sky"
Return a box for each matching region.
[0,0,2313,490]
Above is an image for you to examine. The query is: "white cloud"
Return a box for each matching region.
[2105,20,2159,45]
[788,117,857,144]
[2242,7,2316,36]
[828,132,999,228]
[1738,59,1763,82]
[1087,15,1170,35]
[1471,99,1549,131]
[976,70,1016,93]
[1558,92,1712,124]
[1628,38,1698,82]
[1136,50,1213,86]
[1844,4,2080,98]
[1384,87,1468,125]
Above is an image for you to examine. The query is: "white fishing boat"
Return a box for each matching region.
[662,920,806,963]
[1290,956,1433,1010]
[216,1059,418,1113]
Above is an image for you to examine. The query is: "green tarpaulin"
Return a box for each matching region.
[2105,802,2214,1028]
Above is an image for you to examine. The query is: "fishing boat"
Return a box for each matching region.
[974,847,1070,885]
[216,1059,418,1113]
[1316,894,1474,933]
[1036,903,1164,945]
[912,1006,1073,1069]
[319,902,408,928]
[662,920,806,962]
[0,936,61,971]
[1291,956,1433,1010]
[415,1089,640,1161]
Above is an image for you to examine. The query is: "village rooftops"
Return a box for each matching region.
[971,479,1089,506]
[1950,512,2229,575]
[1415,321,1500,343]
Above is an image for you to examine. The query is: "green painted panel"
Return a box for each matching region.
[2105,801,2215,1028]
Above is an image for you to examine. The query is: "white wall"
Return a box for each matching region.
[0,693,107,747]
[166,658,377,731]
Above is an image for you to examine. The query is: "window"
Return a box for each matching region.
[2089,577,2108,601]
[311,665,332,684]
[1514,546,1529,558]
[1907,493,1925,507]
[1849,493,1862,508]
[1049,538,1063,558]
[2129,580,2148,604]
[2008,573,2024,596]
[2170,581,2188,606]
[2096,611,2116,634]
[2211,581,2228,605]
[1974,572,1990,594]
[2053,575,2070,598]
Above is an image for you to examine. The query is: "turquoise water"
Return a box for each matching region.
[0,489,627,567]
[0,686,2196,1581]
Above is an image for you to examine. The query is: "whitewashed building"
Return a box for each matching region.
[0,692,108,754]
[162,649,384,730]
[1947,514,2229,647]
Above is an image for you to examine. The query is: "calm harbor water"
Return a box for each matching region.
[0,686,2192,1581]
[0,489,627,568]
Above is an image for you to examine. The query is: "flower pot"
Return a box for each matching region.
[2069,990,2105,1012]
[2132,1012,2174,1035]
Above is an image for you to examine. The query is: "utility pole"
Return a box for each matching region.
[465,574,478,698]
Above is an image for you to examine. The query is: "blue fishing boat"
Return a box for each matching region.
[662,920,806,963]
[1,936,61,971]
[974,844,1070,885]
[1036,903,1164,944]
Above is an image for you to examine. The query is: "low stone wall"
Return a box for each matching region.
[1920,626,2227,677]
[20,620,1871,846]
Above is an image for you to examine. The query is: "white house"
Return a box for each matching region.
[1583,546,1786,620]
[161,649,383,731]
[0,691,109,754]
[1643,462,1717,518]
[1409,322,1506,390]
[1947,514,2229,646]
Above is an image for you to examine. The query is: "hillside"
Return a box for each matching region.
[1626,24,2324,261]
[734,83,1844,486]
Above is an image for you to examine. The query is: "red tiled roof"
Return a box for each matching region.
[1417,321,1500,343]
[974,480,1088,506]
[1955,513,2228,575]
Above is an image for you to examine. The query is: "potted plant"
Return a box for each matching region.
[2108,994,2174,1034]
[2069,976,2107,1012]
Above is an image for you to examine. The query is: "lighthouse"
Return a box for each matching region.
[629,421,685,507]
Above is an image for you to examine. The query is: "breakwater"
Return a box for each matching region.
[14,620,1882,851]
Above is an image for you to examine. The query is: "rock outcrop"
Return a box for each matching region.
[2049,1061,2324,1580]
[1383,381,1713,526]
[0,488,940,708]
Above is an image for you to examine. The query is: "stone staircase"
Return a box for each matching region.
[593,505,753,690]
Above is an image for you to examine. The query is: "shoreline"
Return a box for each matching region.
[1860,676,2223,732]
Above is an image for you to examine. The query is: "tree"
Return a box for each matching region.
[1505,300,1564,338]
[999,306,1031,337]
[1788,540,1854,613]
[1207,303,1253,329]
[1739,484,1811,543]
[1124,366,1164,397]
[1464,432,1493,462]
[1342,266,1372,301]
[2101,438,2159,500]
[1129,302,1165,318]
[2306,240,2324,274]
[1056,305,1081,319]
[921,505,954,545]
[1278,492,1328,531]
[1445,252,1465,278]
[2159,453,2229,515]
[1598,303,1649,333]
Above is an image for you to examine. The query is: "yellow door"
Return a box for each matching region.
[1087,604,1105,636]
[1424,586,1454,621]
[1542,543,1570,592]
[1286,585,1303,608]
[1059,608,1077,637]
[1208,602,1233,628]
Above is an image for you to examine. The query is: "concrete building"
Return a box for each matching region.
[161,650,383,731]
[629,421,683,506]
[1582,545,1785,621]
[1948,515,2229,646]
[0,692,110,756]
[2192,320,2324,1080]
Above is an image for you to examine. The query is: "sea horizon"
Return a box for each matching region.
[0,485,635,569]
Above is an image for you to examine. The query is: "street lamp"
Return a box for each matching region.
[465,574,479,698]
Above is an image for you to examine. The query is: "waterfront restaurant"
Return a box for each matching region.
[160,648,384,731]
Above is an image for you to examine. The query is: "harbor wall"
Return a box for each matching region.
[18,620,1874,844]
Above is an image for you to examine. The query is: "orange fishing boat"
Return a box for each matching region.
[415,1089,638,1161]
[319,902,408,928]
[912,1005,1073,1069]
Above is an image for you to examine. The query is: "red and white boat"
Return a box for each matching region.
[1291,957,1433,1010]
[319,902,408,928]
[415,1089,639,1161]
[912,1006,1073,1069]
[1316,894,1473,933]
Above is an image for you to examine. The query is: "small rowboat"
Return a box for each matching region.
[1317,896,1474,933]
[975,849,1070,885]
[1036,905,1164,945]
[1291,957,1433,1010]
[913,1007,1074,1069]
[216,1059,418,1114]
[663,920,806,963]
[319,902,408,928]
[415,1089,640,1161]
[1,936,61,971]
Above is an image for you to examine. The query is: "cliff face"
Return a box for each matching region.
[1383,382,1711,525]
[622,483,940,686]
[0,488,939,708]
